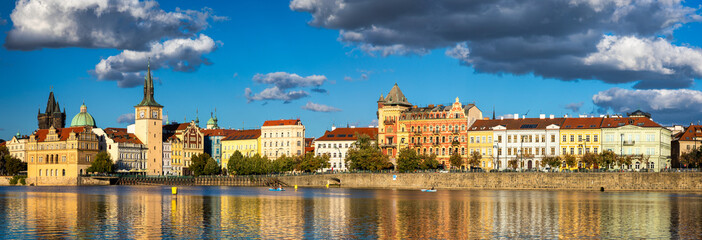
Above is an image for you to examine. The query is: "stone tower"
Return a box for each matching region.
[134,61,164,175]
[37,91,66,129]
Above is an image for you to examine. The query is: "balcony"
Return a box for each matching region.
[414,131,423,136]
[380,143,397,148]
[383,120,395,125]
[452,130,460,135]
[623,140,636,146]
[432,130,440,135]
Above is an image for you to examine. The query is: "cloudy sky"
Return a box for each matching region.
[1,0,702,140]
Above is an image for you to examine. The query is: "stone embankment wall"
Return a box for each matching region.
[278,172,702,191]
[0,177,10,186]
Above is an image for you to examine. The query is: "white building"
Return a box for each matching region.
[314,127,377,171]
[489,115,563,170]
[6,132,28,162]
[261,119,305,158]
[93,128,148,174]
[163,140,173,175]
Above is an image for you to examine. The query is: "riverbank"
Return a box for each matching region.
[278,172,702,191]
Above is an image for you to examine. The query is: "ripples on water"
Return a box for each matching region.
[0,186,700,239]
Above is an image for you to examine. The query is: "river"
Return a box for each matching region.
[0,186,700,239]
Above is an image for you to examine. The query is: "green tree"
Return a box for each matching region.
[681,147,702,168]
[204,157,221,175]
[561,154,576,169]
[227,150,245,175]
[270,155,296,173]
[0,145,10,175]
[420,154,440,170]
[616,155,633,169]
[345,134,393,171]
[188,153,212,176]
[597,150,617,170]
[397,148,422,172]
[581,152,599,169]
[467,151,481,168]
[542,156,561,170]
[86,151,113,174]
[295,153,330,172]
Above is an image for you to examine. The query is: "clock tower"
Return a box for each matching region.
[135,61,164,175]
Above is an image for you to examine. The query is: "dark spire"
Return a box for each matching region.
[136,58,162,107]
[492,106,495,120]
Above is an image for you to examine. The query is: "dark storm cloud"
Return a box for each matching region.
[291,0,702,89]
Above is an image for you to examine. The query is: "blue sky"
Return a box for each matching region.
[2,0,702,141]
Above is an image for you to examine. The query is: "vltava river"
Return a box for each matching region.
[0,186,700,239]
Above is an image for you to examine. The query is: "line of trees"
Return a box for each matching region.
[396,148,440,172]
[226,151,330,175]
[540,151,649,171]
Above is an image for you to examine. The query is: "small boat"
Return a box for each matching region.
[421,189,437,192]
[269,188,285,191]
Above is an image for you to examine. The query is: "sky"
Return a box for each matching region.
[2,0,702,141]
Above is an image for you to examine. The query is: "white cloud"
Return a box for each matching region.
[245,72,329,103]
[116,113,135,124]
[592,87,702,123]
[245,87,309,103]
[301,102,341,112]
[5,0,218,50]
[92,34,217,88]
[252,72,327,89]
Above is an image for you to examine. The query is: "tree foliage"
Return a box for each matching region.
[561,154,576,169]
[467,151,481,168]
[296,153,331,172]
[345,134,393,171]
[397,148,422,172]
[227,151,329,175]
[681,146,702,168]
[420,154,440,170]
[189,153,220,176]
[597,150,617,170]
[508,159,518,169]
[542,156,561,169]
[581,152,599,169]
[86,151,113,174]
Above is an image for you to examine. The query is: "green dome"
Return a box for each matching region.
[70,104,97,127]
[207,117,216,125]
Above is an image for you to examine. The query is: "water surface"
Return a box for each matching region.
[0,186,700,239]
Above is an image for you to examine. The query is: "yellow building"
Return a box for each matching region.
[166,134,183,174]
[221,129,261,169]
[163,121,203,175]
[26,126,99,185]
[467,119,505,171]
[560,118,603,169]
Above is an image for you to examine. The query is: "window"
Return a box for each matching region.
[594,147,598,154]
[562,135,566,142]
[551,147,555,155]
[578,135,583,142]
[594,135,599,142]
[498,136,502,143]
[562,148,567,155]
[570,148,574,155]
[570,135,575,142]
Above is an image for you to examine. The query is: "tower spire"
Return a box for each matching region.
[136,57,162,107]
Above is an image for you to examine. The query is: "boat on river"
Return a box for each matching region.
[269,188,285,191]
[421,189,437,192]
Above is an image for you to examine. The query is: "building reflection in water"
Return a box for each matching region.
[1,186,701,239]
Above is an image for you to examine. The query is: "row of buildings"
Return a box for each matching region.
[1,66,698,185]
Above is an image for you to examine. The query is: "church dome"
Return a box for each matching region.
[207,117,216,125]
[70,103,97,127]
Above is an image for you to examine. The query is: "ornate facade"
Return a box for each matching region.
[377,84,483,167]
[26,126,99,185]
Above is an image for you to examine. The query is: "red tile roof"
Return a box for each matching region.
[315,127,377,141]
[469,118,565,131]
[163,123,189,131]
[104,128,143,144]
[201,129,239,137]
[600,117,661,128]
[32,126,90,142]
[263,119,301,127]
[561,118,604,129]
[223,129,261,141]
[677,125,702,141]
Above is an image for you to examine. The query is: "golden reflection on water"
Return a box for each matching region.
[1,186,701,239]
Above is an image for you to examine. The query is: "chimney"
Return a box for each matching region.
[539,114,545,119]
[331,125,336,131]
[500,116,504,120]
[564,114,568,118]
[599,115,605,118]
[549,114,554,119]
[514,114,519,120]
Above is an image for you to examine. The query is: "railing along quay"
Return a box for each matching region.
[115,175,287,186]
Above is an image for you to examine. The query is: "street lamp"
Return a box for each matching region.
[620,133,624,170]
